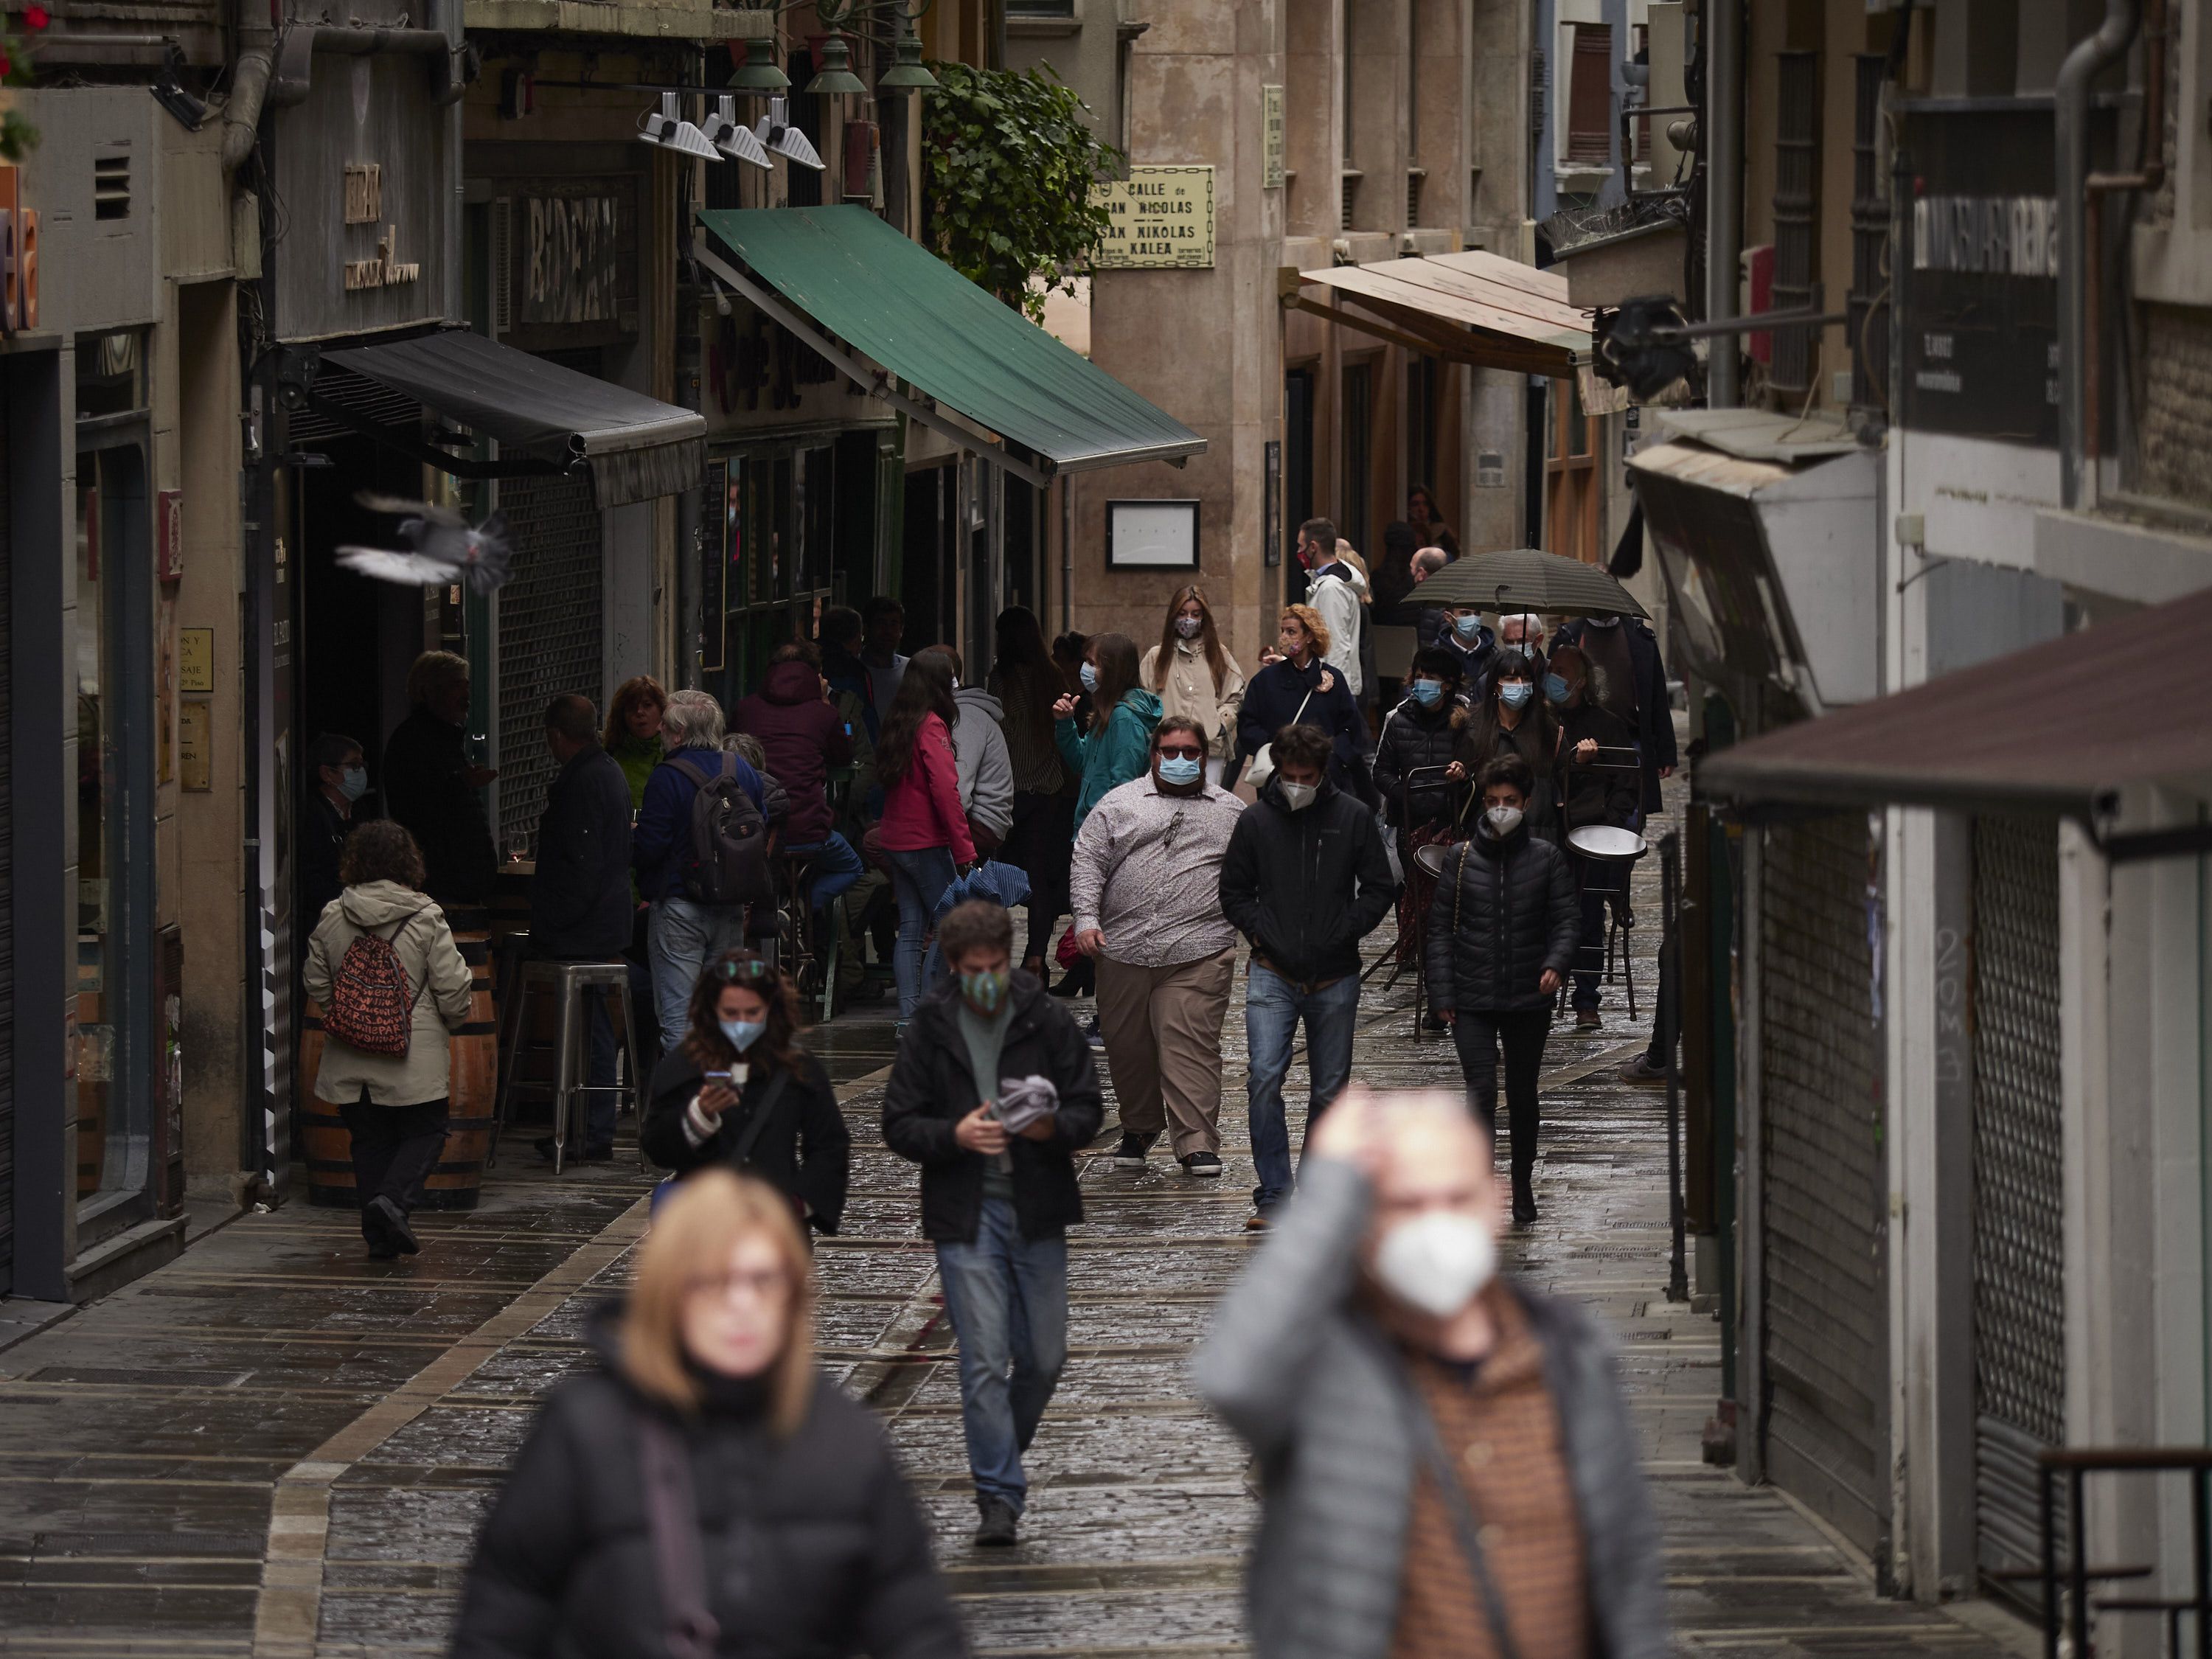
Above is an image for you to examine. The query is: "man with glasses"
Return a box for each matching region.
[1070,716,1246,1178]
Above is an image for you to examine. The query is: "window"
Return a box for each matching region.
[1543,375,1600,563]
[1566,23,1614,167]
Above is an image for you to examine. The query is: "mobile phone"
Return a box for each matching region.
[703,1071,735,1082]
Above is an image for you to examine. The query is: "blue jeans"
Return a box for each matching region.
[935,1195,1068,1512]
[884,844,957,1019]
[787,832,863,913]
[648,893,748,1046]
[1245,962,1362,1211]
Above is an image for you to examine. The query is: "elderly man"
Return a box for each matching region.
[1499,611,1548,676]
[1408,546,1452,652]
[1196,1088,1665,1659]
[1071,714,1246,1178]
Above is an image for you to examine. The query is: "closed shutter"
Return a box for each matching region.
[1760,813,1888,1558]
[496,471,603,849]
[1970,815,2066,1596]
[0,383,13,1294]
[1566,25,1614,165]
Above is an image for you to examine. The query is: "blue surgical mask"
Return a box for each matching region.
[1499,682,1533,710]
[720,1018,767,1052]
[1158,754,1203,786]
[1409,678,1444,709]
[1543,673,1572,706]
[1452,614,1484,641]
[960,968,1009,1015]
[338,765,369,802]
[1079,661,1099,692]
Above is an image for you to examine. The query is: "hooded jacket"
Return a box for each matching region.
[1307,562,1366,698]
[730,661,855,847]
[949,685,1016,841]
[1218,775,1397,987]
[302,880,475,1106]
[877,712,975,863]
[1056,687,1163,835]
[639,1044,850,1233]
[451,1305,964,1659]
[1424,817,1579,1013]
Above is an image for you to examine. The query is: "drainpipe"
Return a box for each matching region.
[220,13,273,174]
[2056,0,2140,510]
[439,0,463,325]
[1703,0,1742,407]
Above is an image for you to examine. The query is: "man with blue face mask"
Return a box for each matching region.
[302,730,374,926]
[1439,605,1495,703]
[1069,716,1247,1177]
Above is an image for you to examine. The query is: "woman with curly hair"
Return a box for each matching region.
[1236,605,1370,798]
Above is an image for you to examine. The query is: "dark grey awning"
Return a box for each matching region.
[319,330,706,507]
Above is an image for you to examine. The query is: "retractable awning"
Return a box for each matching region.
[692,206,1205,488]
[1286,251,1593,379]
[316,330,708,507]
[1700,584,2212,830]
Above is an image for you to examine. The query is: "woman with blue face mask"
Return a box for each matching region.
[1453,649,1561,847]
[641,950,849,1234]
[1371,647,1474,1023]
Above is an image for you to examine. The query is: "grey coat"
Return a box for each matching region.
[1194,1158,1666,1659]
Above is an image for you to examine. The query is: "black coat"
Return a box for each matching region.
[1554,702,1641,834]
[1455,712,1562,846]
[300,790,367,928]
[1237,656,1370,798]
[531,744,636,960]
[640,1046,850,1234]
[383,708,498,903]
[880,973,1104,1244]
[451,1310,962,1659]
[1219,776,1397,987]
[1554,617,1676,814]
[1424,824,1580,1014]
[1371,700,1467,830]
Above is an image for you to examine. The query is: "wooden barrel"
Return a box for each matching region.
[422,905,497,1211]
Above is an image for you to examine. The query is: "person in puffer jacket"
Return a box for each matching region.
[1424,752,1579,1226]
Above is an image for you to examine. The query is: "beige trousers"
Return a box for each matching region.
[1095,947,1237,1155]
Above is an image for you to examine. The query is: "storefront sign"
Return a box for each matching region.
[179,627,215,692]
[1262,88,1285,189]
[1093,166,1216,269]
[156,490,184,580]
[501,178,641,350]
[343,223,421,291]
[178,701,212,793]
[343,162,383,226]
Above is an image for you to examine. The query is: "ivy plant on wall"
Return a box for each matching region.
[920,60,1122,325]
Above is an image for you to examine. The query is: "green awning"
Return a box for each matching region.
[694,206,1204,478]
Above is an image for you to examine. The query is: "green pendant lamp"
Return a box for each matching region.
[877,24,937,90]
[803,31,867,95]
[728,36,790,92]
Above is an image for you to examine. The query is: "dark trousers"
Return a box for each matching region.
[1000,789,1075,964]
[1571,856,1624,1011]
[340,1093,449,1235]
[1450,1009,1551,1175]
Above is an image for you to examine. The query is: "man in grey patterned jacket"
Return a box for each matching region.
[1197,1088,1666,1659]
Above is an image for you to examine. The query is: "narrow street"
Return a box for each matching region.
[1,826,2026,1659]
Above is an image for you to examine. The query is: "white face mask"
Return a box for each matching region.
[1372,1210,1498,1319]
[1483,805,1524,838]
[1279,779,1318,813]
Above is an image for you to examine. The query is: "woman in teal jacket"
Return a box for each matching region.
[1053,632,1162,836]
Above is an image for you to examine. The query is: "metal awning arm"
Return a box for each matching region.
[296,387,569,482]
[692,240,1054,490]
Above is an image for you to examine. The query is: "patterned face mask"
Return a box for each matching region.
[960,969,1009,1015]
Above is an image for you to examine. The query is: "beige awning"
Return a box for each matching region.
[1285,251,1594,379]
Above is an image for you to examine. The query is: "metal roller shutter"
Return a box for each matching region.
[495,471,603,849]
[1760,813,1888,1558]
[1970,815,2066,1595]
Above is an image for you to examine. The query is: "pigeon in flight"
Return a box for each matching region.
[336,493,512,595]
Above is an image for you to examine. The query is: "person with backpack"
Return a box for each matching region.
[640,952,849,1234]
[634,690,773,1049]
[302,820,474,1259]
[451,1169,963,1659]
[875,653,975,1023]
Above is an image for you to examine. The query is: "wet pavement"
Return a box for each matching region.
[0,802,2033,1658]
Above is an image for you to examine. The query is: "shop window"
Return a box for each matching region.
[1566,23,1614,166]
[1543,375,1600,564]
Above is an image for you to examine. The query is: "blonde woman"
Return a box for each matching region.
[453,1170,961,1659]
[1137,585,1246,785]
[1236,605,1370,796]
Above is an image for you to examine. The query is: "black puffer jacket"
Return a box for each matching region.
[1219,776,1397,987]
[639,1046,850,1234]
[1371,700,1468,830]
[451,1307,963,1659]
[1424,821,1579,1014]
[880,971,1103,1243]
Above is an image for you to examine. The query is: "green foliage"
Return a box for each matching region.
[920,60,1122,324]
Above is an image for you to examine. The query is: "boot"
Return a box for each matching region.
[1511,1167,1538,1226]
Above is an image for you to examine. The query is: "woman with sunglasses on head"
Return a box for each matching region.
[453,1169,959,1659]
[1137,586,1246,788]
[640,951,849,1236]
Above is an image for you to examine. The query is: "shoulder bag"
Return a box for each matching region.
[1245,686,1315,791]
[636,1411,720,1659]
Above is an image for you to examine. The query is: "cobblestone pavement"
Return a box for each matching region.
[0,819,2033,1658]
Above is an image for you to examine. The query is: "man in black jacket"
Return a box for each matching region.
[1218,723,1397,1229]
[881,900,1103,1548]
[1546,646,1643,1030]
[1425,754,1579,1222]
[530,694,636,1160]
[1552,611,1675,818]
[382,650,499,904]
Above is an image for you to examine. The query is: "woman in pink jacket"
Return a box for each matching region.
[875,652,977,1021]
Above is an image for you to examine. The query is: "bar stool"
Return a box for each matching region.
[491,958,642,1175]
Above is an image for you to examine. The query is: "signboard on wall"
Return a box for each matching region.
[1093,167,1216,269]
[502,177,641,351]
[1262,88,1285,189]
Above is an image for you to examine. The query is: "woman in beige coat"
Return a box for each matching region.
[303,820,473,1259]
[1138,585,1246,783]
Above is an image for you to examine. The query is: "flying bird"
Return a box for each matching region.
[335,493,512,595]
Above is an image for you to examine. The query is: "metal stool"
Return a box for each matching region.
[492,959,641,1175]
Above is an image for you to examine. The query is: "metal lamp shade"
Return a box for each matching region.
[1415,547,1649,619]
[728,38,790,92]
[877,32,937,90]
[804,32,866,95]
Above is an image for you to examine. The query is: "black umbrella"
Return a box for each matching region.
[1416,547,1648,619]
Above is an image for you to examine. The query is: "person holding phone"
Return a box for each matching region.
[640,951,849,1234]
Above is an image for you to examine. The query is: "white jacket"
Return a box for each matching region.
[1307,566,1366,698]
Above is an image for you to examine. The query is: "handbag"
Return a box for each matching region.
[1244,688,1315,790]
[636,1411,720,1659]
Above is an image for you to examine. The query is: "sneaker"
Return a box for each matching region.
[1083,1015,1105,1050]
[1179,1150,1223,1178]
[367,1195,420,1256]
[1574,1008,1601,1031]
[1618,1054,1669,1086]
[975,1496,1020,1547]
[1113,1131,1158,1169]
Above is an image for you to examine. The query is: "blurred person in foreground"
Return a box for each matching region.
[451,1169,961,1659]
[1195,1088,1665,1659]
